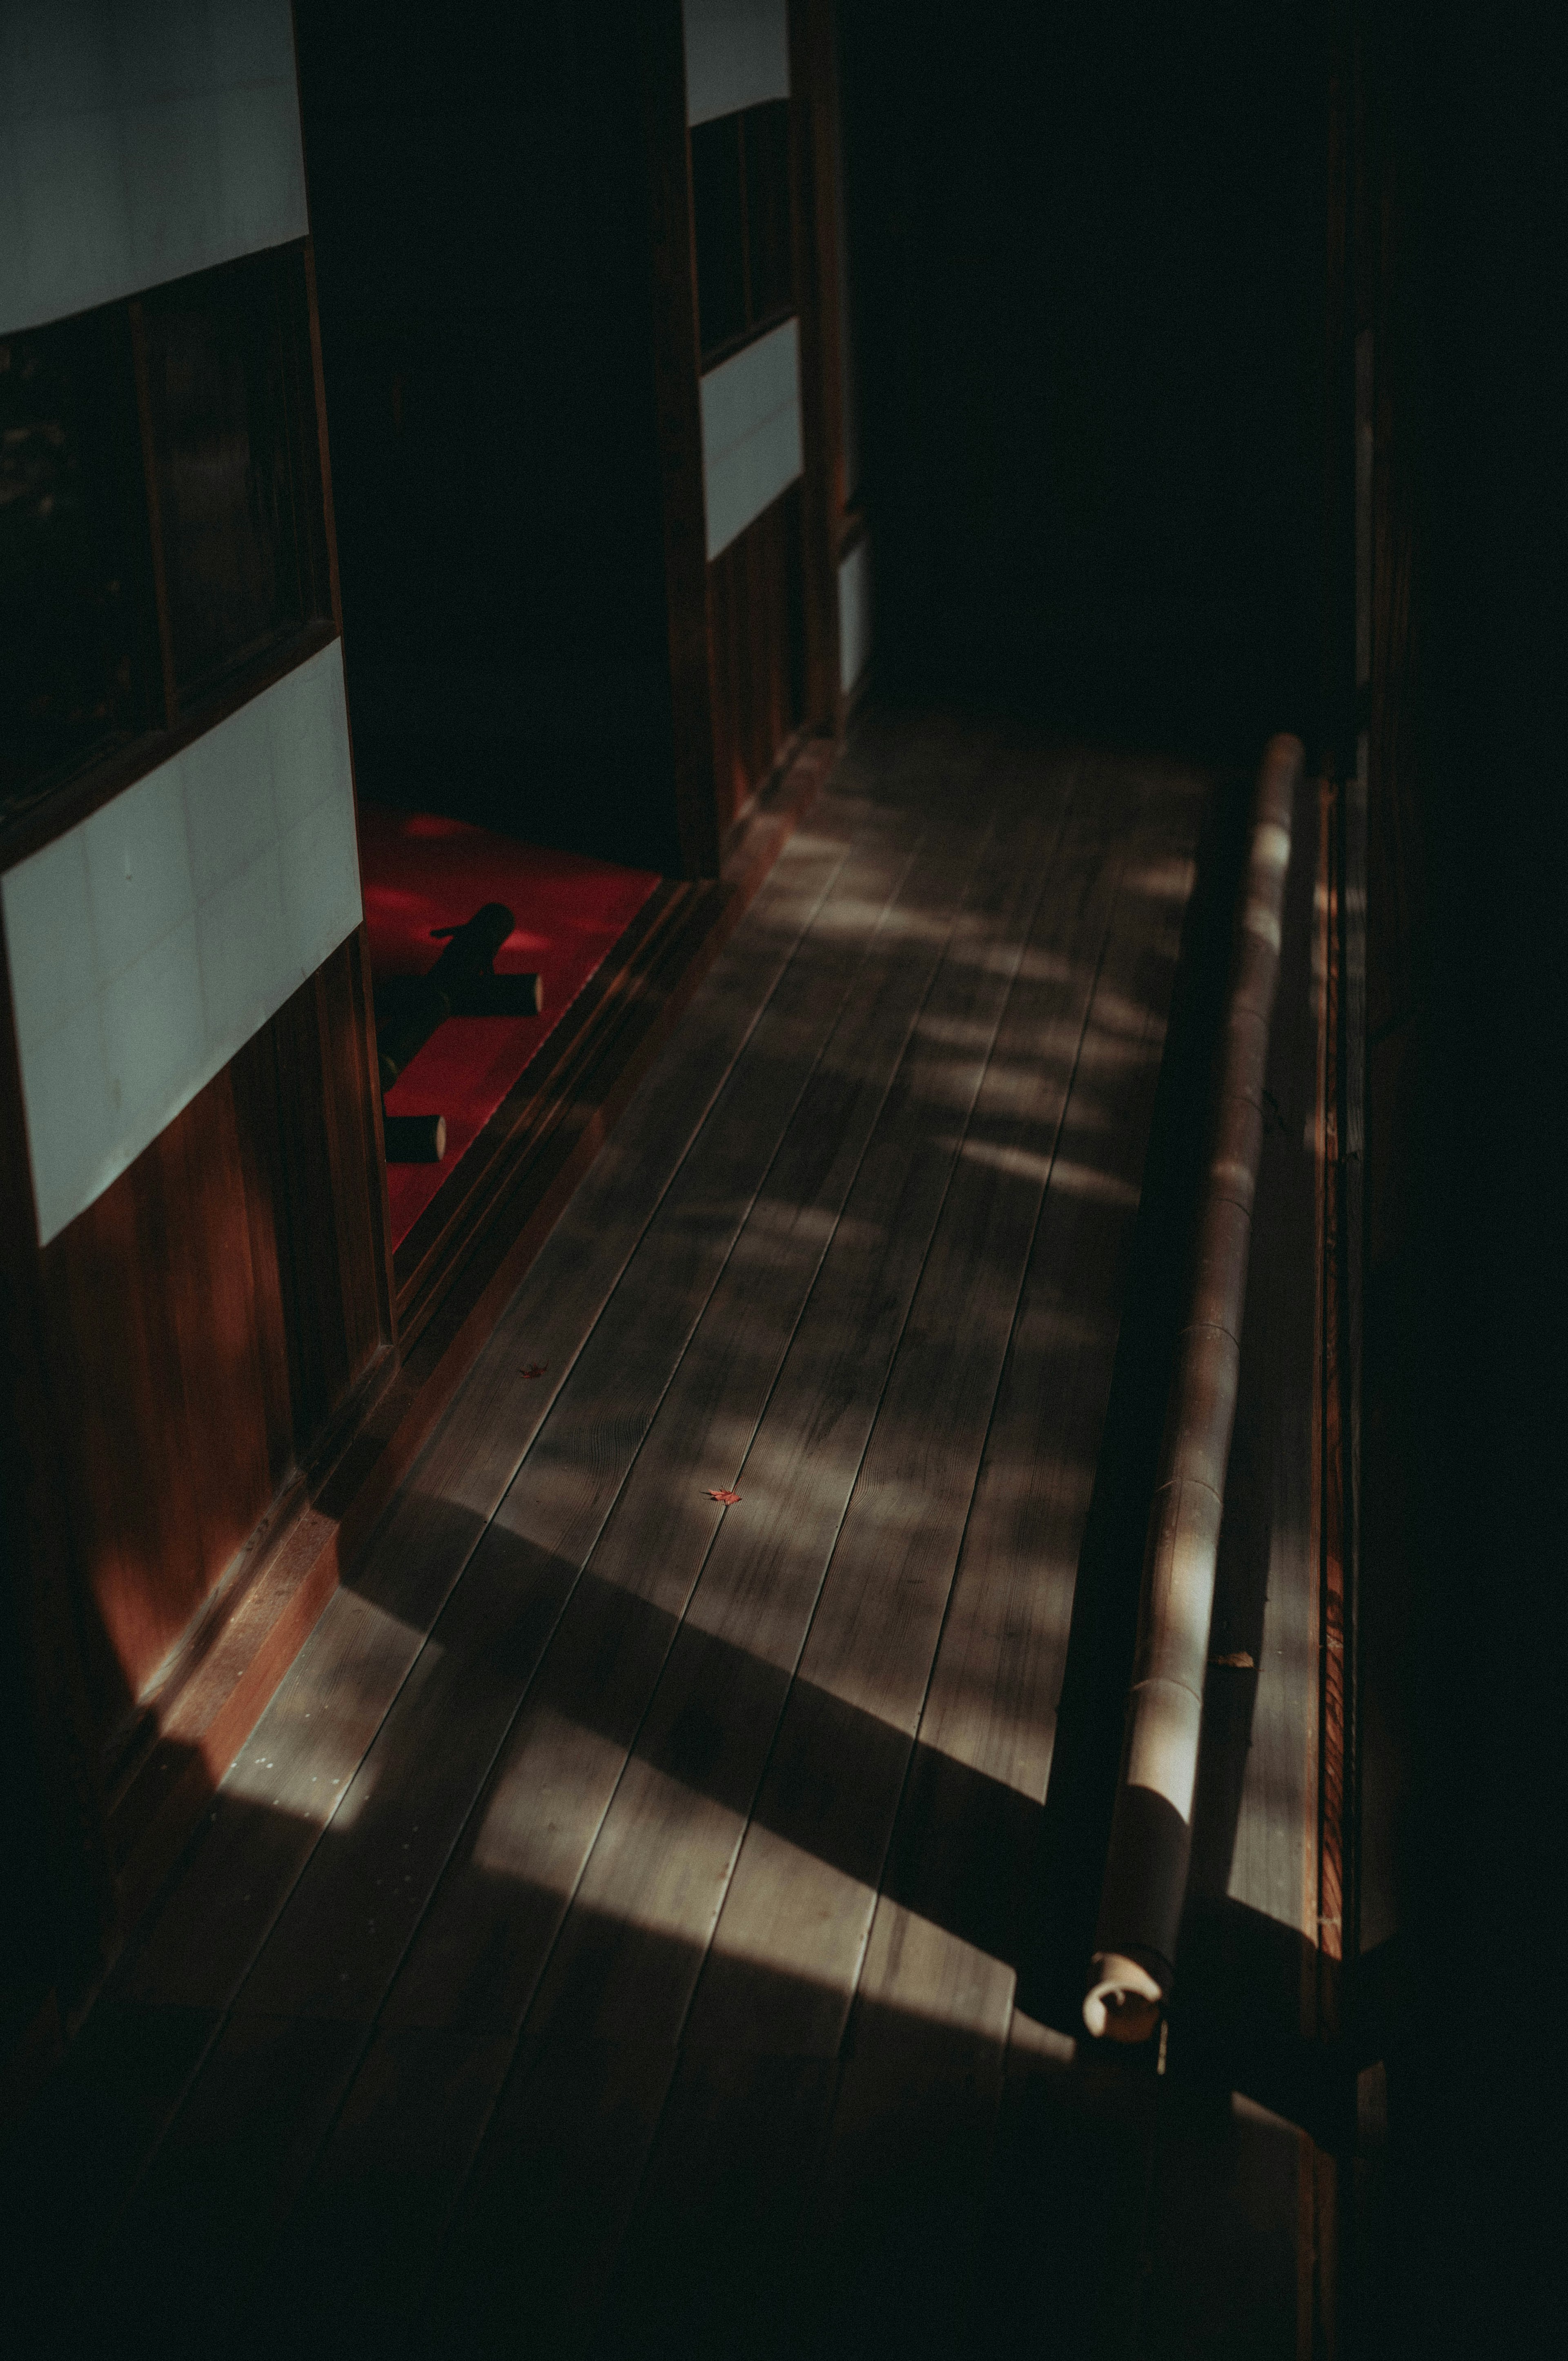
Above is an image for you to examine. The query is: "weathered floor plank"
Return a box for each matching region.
[262,2024,514,2354]
[21,717,1318,2361]
[750,782,1196,2358]
[379,802,1000,2039]
[1,1998,221,2322]
[73,2011,370,2351]
[511,786,1063,2060]
[682,768,1126,2060]
[847,775,1196,2068]
[612,763,1198,2356]
[115,796,915,2019]
[423,2038,679,2359]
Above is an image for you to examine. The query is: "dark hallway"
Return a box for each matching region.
[2,4,1559,2356]
[837,1,1324,761]
[9,717,1324,2357]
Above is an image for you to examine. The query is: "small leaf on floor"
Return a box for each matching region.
[706,1488,741,1506]
[1211,1650,1254,1668]
[519,1364,548,1379]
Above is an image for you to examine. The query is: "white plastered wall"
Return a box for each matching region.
[683,0,790,127]
[685,1,802,560]
[0,0,307,337]
[838,537,871,696]
[701,317,804,560]
[2,642,362,1246]
[0,2,357,1245]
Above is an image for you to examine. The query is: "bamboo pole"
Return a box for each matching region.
[1083,734,1303,2042]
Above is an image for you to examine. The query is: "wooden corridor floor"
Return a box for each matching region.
[9,713,1302,2359]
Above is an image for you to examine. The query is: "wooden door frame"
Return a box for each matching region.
[644,0,849,885]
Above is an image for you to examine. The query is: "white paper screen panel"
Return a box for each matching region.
[701,318,803,561]
[684,0,790,127]
[0,0,307,337]
[2,641,361,1245]
[839,538,871,696]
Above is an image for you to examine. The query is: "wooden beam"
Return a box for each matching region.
[788,0,846,731]
[639,0,723,880]
[1086,735,1304,2042]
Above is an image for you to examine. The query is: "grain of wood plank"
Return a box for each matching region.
[517,791,1067,2054]
[379,806,998,2036]
[116,1581,462,2015]
[379,792,864,1521]
[961,2018,1158,2357]
[235,812,972,2025]
[793,2031,1009,2358]
[114,807,910,2015]
[69,2012,369,2352]
[420,2039,678,2360]
[599,769,1191,2352]
[258,2024,515,2351]
[846,780,1198,2061]
[685,779,1129,2055]
[37,725,1265,2360]
[779,781,1199,2357]
[586,2050,840,2361]
[0,2000,221,2323]
[1138,2083,1311,2357]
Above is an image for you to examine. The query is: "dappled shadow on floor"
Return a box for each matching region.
[2,722,1336,2359]
[4,1769,1159,2360]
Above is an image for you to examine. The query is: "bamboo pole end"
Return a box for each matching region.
[1083,1951,1166,2044]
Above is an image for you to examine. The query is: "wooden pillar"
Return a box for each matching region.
[789,0,847,734]
[640,0,724,880]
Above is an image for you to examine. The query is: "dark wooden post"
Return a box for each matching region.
[789,0,847,733]
[639,0,724,880]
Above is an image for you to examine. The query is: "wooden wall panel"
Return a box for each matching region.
[0,955,117,2023]
[318,940,392,1389]
[707,481,804,832]
[0,27,392,2045]
[240,940,389,1476]
[1340,13,1561,2345]
[40,1066,282,1742]
[227,1025,298,1502]
[0,0,307,340]
[32,931,388,1761]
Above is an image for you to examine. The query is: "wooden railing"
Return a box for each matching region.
[1085,734,1303,2040]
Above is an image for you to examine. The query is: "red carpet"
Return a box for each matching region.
[359,807,660,1247]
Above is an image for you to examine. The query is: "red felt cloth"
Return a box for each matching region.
[358,806,659,1247]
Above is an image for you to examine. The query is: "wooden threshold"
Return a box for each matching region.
[101,731,836,1950]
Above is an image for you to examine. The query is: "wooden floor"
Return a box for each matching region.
[6,714,1337,2357]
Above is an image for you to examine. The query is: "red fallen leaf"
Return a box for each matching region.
[519,1363,548,1380]
[706,1488,741,1506]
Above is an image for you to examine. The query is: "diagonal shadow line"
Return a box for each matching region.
[221,1507,1332,2100]
[11,1811,1160,2361]
[117,751,1326,2097]
[6,761,1339,2358]
[149,761,1319,2078]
